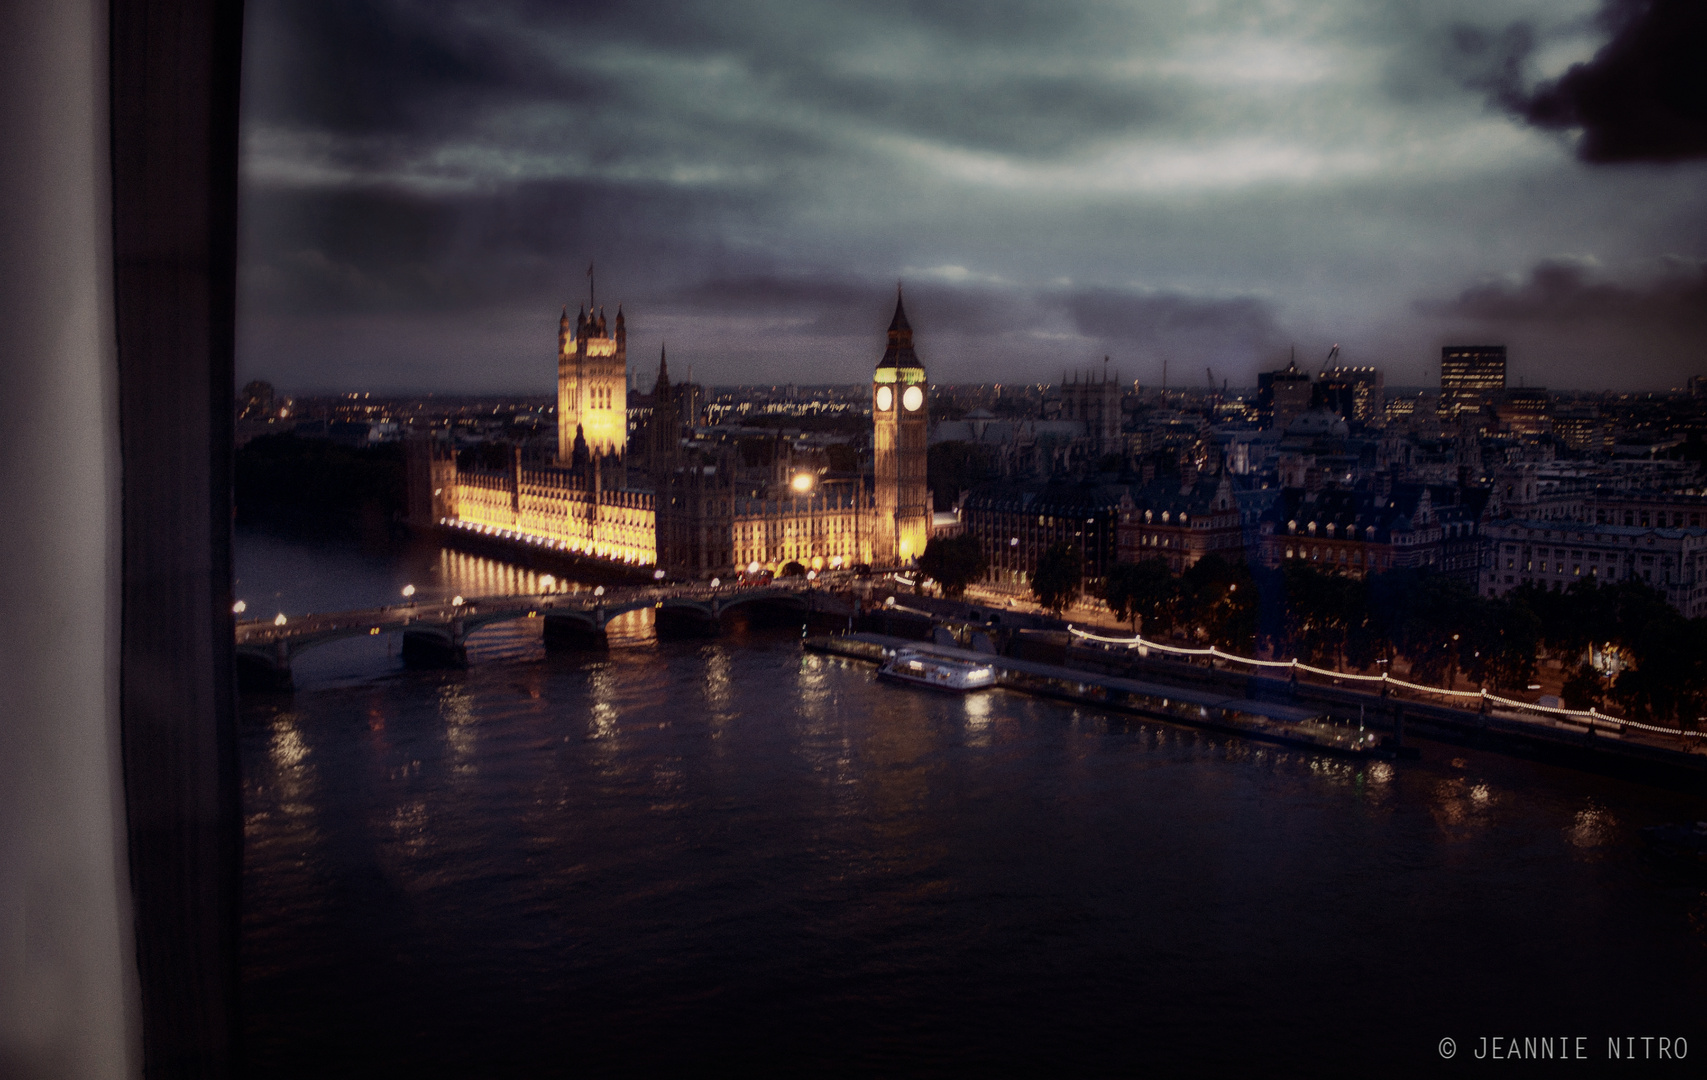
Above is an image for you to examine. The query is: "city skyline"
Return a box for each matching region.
[237,0,1705,395]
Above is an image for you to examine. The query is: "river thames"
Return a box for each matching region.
[237,530,1707,1076]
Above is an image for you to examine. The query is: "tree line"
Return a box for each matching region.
[1017,541,1707,730]
[236,433,407,542]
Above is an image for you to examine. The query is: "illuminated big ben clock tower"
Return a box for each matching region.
[872,289,930,564]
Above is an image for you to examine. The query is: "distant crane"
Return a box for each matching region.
[1323,343,1340,372]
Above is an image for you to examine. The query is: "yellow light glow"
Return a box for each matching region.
[791,473,815,493]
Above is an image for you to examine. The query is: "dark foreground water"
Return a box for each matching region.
[239,531,1707,1076]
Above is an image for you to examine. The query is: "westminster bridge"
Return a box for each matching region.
[235,580,859,690]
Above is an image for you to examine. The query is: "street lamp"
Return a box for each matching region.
[539,574,555,592]
[273,613,287,626]
[594,586,605,597]
[451,595,464,607]
[654,568,666,582]
[791,472,815,494]
[402,584,416,601]
[233,600,246,614]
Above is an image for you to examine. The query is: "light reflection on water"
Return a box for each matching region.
[237,533,1707,1075]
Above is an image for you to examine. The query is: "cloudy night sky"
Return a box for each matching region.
[236,0,1707,395]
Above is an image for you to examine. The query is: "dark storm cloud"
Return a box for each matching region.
[240,178,773,317]
[1470,0,1707,162]
[670,273,1033,336]
[237,0,1707,391]
[782,71,1182,159]
[1420,255,1707,329]
[242,0,577,135]
[1061,287,1282,351]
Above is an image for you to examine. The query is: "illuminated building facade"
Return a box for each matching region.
[558,303,628,460]
[1480,520,1707,616]
[963,483,1124,588]
[1440,345,1505,417]
[1499,386,1550,436]
[1257,358,1312,430]
[1116,472,1245,572]
[1315,365,1384,424]
[408,437,658,565]
[408,290,927,576]
[1256,484,1489,581]
[872,292,931,564]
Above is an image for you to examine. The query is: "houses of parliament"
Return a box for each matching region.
[406,291,932,576]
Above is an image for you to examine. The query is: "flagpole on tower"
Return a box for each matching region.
[588,261,596,312]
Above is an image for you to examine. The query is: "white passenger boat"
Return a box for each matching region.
[877,648,997,692]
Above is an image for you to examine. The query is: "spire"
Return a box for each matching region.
[877,286,920,370]
[571,423,590,475]
[888,285,911,334]
[654,344,671,394]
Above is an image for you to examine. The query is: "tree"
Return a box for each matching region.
[1481,597,1542,693]
[780,560,807,577]
[1279,563,1365,668]
[917,534,986,599]
[1103,558,1178,636]
[1394,572,1476,686]
[1561,662,1605,711]
[1032,542,1082,615]
[236,433,406,541]
[1181,554,1257,650]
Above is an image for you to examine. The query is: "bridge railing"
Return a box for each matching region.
[235,576,846,644]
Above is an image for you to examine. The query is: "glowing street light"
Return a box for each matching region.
[233,600,246,614]
[402,584,416,599]
[747,561,761,575]
[273,613,287,626]
[451,595,464,607]
[654,569,666,581]
[539,574,555,591]
[791,472,815,494]
[594,586,605,597]
[710,578,721,588]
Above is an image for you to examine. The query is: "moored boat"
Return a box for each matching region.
[877,648,997,692]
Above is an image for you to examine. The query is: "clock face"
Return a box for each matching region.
[902,385,924,412]
[875,385,894,411]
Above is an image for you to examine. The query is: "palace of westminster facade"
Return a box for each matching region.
[406,293,932,576]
